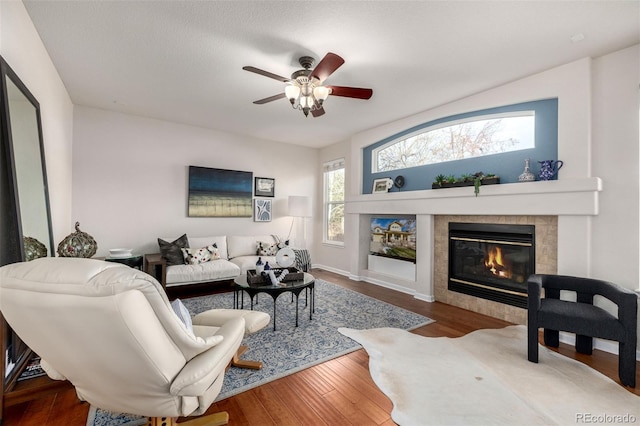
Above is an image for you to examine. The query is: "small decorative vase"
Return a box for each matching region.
[57,221,97,258]
[538,160,564,181]
[24,236,47,261]
[518,159,536,182]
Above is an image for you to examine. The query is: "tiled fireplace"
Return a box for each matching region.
[434,215,557,324]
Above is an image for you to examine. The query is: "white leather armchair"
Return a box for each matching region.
[0,257,245,425]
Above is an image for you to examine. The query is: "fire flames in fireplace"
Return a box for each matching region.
[448,223,535,308]
[484,246,511,279]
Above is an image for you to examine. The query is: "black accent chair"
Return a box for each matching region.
[527,274,638,387]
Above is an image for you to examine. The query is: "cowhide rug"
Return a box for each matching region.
[339,325,639,425]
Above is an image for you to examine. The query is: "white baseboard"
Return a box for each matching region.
[360,276,416,296]
[314,264,417,295]
[312,263,350,277]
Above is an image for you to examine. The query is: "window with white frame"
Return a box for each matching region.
[323,159,345,245]
[373,111,535,173]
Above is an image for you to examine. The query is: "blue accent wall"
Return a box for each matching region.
[362,99,558,194]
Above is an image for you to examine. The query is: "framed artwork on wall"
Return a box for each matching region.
[188,166,253,217]
[372,177,393,193]
[254,198,272,222]
[254,177,275,197]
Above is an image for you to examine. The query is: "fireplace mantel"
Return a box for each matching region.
[346,177,601,216]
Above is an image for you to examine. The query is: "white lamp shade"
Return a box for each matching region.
[285,84,300,101]
[288,196,312,217]
[313,86,330,102]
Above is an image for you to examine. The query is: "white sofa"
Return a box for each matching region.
[148,235,284,289]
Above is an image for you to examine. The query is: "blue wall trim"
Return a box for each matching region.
[362,99,558,194]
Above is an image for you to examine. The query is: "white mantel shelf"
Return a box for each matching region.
[346,178,602,216]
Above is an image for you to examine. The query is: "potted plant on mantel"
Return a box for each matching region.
[431,172,500,196]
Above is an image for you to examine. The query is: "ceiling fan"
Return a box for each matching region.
[242,52,373,117]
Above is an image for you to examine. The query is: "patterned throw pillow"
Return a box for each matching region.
[257,241,279,256]
[171,298,194,336]
[158,234,189,266]
[181,243,220,265]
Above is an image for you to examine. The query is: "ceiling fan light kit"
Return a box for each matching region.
[243,52,373,118]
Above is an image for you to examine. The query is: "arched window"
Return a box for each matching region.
[372,111,535,173]
[362,99,557,193]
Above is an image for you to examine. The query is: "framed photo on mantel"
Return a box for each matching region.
[254,177,275,197]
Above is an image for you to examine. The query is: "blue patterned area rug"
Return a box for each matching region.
[87,279,433,425]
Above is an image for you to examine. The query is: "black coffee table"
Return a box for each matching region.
[233,272,315,331]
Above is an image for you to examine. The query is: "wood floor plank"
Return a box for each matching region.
[295,365,335,397]
[313,359,390,424]
[46,390,88,425]
[232,390,277,426]
[328,356,394,412]
[321,388,387,425]
[206,397,248,425]
[284,373,351,425]
[248,383,301,426]
[18,393,55,426]
[268,377,328,425]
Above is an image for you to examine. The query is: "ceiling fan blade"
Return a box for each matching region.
[253,93,286,104]
[309,52,345,82]
[242,66,290,83]
[326,85,373,100]
[311,107,325,118]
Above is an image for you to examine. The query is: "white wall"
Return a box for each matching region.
[0,0,74,246]
[72,106,318,257]
[590,45,639,286]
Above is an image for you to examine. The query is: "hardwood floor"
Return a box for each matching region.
[4,269,639,425]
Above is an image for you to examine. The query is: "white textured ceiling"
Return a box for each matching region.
[23,1,640,148]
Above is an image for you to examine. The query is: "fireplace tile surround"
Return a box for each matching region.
[435,215,558,324]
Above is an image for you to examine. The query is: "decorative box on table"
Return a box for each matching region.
[246,267,303,285]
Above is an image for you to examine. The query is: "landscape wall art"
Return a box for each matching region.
[188,166,253,217]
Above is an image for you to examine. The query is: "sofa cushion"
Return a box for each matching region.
[181,244,220,265]
[188,236,228,260]
[165,259,240,286]
[227,235,276,259]
[158,234,189,266]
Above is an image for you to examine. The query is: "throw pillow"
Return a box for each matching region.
[158,234,189,266]
[257,241,279,256]
[171,298,194,336]
[171,299,224,347]
[181,243,220,265]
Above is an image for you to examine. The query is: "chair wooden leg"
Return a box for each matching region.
[146,412,229,426]
[231,345,263,370]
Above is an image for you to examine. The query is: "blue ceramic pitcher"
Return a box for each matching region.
[538,160,563,181]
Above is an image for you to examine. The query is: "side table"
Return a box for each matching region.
[104,255,143,270]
